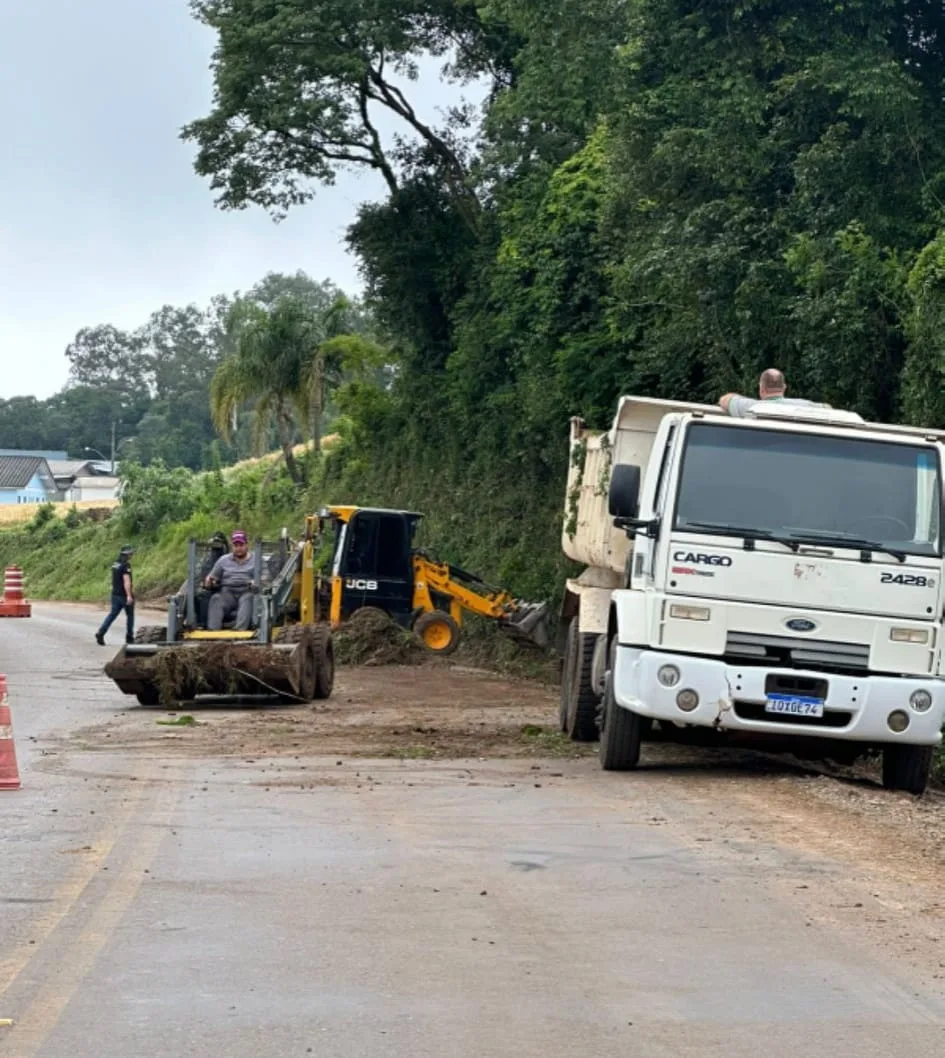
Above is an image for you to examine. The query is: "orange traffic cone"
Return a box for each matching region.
[0,565,31,618]
[0,675,21,790]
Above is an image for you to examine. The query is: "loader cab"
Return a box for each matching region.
[323,507,423,627]
[182,535,290,635]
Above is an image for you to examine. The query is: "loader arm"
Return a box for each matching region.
[413,554,517,624]
[412,553,549,649]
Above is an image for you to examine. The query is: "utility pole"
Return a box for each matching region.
[111,420,116,475]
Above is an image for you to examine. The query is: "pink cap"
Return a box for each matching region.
[231,530,247,544]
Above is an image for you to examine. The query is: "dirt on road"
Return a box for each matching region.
[65,661,585,761]
[59,646,945,883]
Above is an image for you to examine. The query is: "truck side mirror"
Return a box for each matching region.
[609,464,641,520]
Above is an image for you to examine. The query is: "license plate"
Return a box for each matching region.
[764,693,825,718]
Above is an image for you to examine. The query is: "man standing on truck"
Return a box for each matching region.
[95,545,135,646]
[719,368,827,417]
[204,529,256,630]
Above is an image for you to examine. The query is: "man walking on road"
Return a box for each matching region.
[204,529,256,631]
[719,368,828,417]
[95,545,135,646]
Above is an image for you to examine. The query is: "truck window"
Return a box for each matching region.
[673,423,942,557]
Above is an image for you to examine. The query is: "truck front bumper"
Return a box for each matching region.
[613,647,945,746]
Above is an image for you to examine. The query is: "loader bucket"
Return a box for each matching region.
[499,601,551,650]
[105,639,310,706]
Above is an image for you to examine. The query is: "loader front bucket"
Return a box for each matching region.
[104,639,309,706]
[499,601,551,650]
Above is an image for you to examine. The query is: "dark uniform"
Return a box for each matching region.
[96,546,135,645]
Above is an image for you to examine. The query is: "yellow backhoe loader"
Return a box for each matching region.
[310,506,549,655]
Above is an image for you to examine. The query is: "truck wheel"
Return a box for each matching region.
[881,744,934,795]
[561,621,598,742]
[558,650,569,732]
[414,610,461,655]
[598,660,642,771]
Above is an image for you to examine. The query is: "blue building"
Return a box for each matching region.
[0,455,58,504]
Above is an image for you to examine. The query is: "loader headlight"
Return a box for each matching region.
[910,689,933,713]
[657,664,681,687]
[890,627,929,644]
[669,604,711,622]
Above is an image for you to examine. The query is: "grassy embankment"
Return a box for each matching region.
[0,447,310,604]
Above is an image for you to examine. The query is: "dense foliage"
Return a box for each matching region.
[180,0,945,600]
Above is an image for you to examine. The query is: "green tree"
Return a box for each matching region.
[209,295,374,481]
[65,324,149,395]
[182,0,513,230]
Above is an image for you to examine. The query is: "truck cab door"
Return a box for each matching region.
[337,511,415,624]
[631,422,677,589]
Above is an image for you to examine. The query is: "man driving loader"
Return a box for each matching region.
[204,529,256,631]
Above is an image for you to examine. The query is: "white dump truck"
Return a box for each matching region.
[559,396,945,794]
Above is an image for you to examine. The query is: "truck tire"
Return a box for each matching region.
[598,647,642,771]
[882,744,934,795]
[561,620,598,742]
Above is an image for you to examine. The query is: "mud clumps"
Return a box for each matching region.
[144,643,297,702]
[333,608,425,667]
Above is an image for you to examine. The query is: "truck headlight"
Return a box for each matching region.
[669,604,710,622]
[890,628,930,644]
[910,689,933,713]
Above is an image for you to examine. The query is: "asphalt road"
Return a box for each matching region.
[2,602,945,1057]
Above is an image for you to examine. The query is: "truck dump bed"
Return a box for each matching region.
[562,396,724,575]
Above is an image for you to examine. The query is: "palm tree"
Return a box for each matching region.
[209,294,387,481]
[210,298,316,483]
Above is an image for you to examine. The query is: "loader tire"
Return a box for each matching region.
[131,628,167,707]
[136,684,161,707]
[275,624,307,644]
[414,610,461,656]
[134,625,167,644]
[312,625,334,700]
[561,620,599,742]
[598,643,642,771]
[272,625,315,700]
[882,744,933,796]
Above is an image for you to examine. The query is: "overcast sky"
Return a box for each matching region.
[0,2,472,400]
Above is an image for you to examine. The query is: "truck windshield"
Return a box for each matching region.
[674,423,941,557]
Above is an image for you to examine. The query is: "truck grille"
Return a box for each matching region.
[724,632,869,674]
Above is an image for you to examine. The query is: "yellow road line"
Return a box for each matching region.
[0,789,143,999]
[3,781,179,1057]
